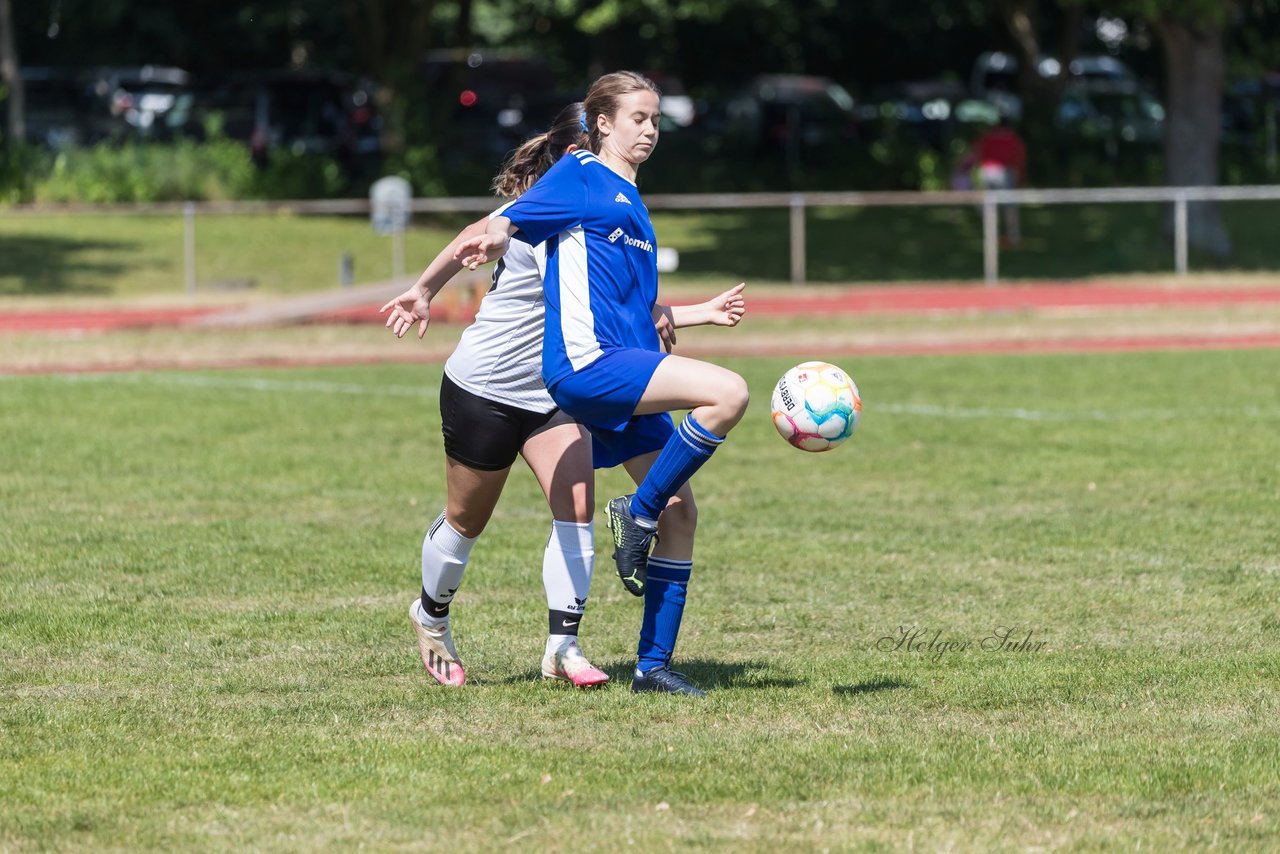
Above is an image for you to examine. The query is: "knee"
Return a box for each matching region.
[728,373,750,418]
[445,512,487,539]
[661,492,698,538]
[715,372,750,427]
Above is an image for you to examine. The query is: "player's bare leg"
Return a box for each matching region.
[523,420,607,687]
[411,460,510,687]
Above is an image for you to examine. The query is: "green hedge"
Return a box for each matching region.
[0,139,370,204]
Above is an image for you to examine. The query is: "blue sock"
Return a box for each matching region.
[636,557,693,673]
[631,414,724,523]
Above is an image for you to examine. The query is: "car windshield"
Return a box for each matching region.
[1091,91,1165,122]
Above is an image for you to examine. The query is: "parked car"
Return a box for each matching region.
[970,50,1139,120]
[88,65,190,133]
[11,67,102,149]
[860,78,975,148]
[1222,73,1280,148]
[720,74,860,158]
[419,50,563,164]
[1055,80,1165,146]
[9,65,190,147]
[183,70,383,167]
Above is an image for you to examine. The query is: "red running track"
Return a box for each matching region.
[0,306,219,333]
[5,283,1280,334]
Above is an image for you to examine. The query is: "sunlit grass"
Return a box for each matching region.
[3,348,1279,849]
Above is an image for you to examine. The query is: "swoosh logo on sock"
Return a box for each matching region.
[562,619,580,628]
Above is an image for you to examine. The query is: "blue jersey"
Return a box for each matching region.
[500,150,661,392]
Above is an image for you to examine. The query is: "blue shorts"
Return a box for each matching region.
[548,348,667,431]
[591,412,674,470]
[548,347,673,470]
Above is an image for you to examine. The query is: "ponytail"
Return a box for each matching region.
[491,103,588,199]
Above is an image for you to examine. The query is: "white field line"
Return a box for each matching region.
[45,372,437,398]
[24,372,1280,422]
[875,402,1157,422]
[874,401,1280,421]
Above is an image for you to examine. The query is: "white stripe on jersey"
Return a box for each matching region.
[556,226,603,371]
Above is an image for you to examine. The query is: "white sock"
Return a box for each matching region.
[420,512,476,618]
[546,634,578,656]
[412,599,448,630]
[542,520,593,618]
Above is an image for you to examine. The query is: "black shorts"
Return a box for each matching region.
[439,373,570,471]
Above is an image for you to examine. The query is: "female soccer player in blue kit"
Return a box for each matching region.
[383,100,745,693]
[456,71,750,696]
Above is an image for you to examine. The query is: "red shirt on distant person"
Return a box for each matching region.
[974,127,1027,184]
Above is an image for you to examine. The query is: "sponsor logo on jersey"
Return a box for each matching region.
[606,227,655,254]
[623,234,655,253]
[615,192,632,205]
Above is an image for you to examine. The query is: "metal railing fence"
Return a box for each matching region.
[7,184,1280,289]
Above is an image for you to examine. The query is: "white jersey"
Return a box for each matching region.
[444,208,555,413]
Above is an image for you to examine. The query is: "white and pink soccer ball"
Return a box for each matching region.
[770,361,862,452]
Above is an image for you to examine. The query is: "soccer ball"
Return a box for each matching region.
[770,361,861,452]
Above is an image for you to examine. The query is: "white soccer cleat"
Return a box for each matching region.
[542,640,609,688]
[409,600,466,687]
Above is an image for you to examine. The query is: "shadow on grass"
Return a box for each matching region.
[504,658,804,691]
[832,677,912,696]
[0,235,134,295]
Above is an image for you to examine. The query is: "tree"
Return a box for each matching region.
[1106,0,1242,258]
[0,0,23,144]
[989,0,1084,125]
[337,0,441,151]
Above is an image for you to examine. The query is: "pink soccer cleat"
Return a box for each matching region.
[542,640,609,688]
[409,600,466,687]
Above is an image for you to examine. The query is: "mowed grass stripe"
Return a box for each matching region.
[21,368,1280,423]
[2,349,1278,850]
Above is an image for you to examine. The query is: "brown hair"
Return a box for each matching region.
[582,71,661,154]
[491,103,587,199]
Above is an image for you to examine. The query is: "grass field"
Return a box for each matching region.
[3,345,1279,851]
[6,201,1280,298]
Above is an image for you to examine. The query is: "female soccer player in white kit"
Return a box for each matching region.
[382,102,745,690]
[457,72,751,696]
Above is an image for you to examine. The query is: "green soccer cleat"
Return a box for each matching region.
[605,495,658,597]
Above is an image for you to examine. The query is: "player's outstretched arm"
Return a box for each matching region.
[668,282,747,329]
[380,216,489,339]
[651,283,747,352]
[455,216,517,270]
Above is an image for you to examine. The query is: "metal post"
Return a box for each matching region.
[1174,191,1188,276]
[789,193,806,285]
[183,202,196,295]
[339,253,354,288]
[982,192,999,286]
[392,227,405,279]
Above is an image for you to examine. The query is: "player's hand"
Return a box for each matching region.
[654,308,676,352]
[379,289,431,339]
[454,233,509,270]
[706,282,746,327]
